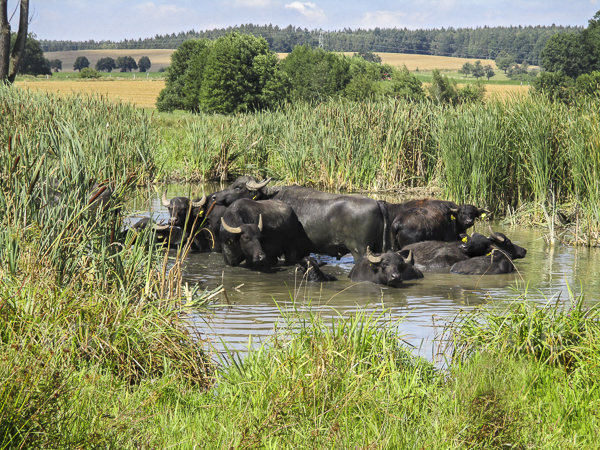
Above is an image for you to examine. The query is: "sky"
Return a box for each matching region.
[19,0,600,42]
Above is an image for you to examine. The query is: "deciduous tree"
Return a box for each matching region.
[115,56,137,72]
[137,56,151,72]
[73,55,90,72]
[495,51,515,74]
[484,64,495,80]
[459,62,473,77]
[471,60,484,79]
[95,57,115,72]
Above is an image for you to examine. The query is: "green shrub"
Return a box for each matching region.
[78,67,101,79]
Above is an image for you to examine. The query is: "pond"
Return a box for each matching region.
[129,183,600,359]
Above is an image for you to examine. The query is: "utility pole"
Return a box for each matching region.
[318,30,324,49]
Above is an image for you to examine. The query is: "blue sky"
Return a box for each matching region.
[24,0,600,41]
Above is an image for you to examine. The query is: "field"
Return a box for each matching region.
[15,78,166,108]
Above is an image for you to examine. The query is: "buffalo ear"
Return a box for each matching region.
[478,208,491,219]
[398,249,414,265]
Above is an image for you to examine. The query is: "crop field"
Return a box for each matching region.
[15,78,166,108]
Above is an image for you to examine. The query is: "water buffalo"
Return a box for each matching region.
[450,249,516,275]
[219,199,303,267]
[123,218,189,249]
[449,227,527,275]
[161,189,227,252]
[399,232,492,270]
[349,249,423,287]
[295,257,337,282]
[215,177,388,262]
[390,199,489,249]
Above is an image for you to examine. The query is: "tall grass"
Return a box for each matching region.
[152,94,600,244]
[0,84,214,447]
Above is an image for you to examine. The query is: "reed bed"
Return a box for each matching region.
[153,94,600,245]
[0,84,214,447]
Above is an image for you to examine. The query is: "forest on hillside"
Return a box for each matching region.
[40,23,582,65]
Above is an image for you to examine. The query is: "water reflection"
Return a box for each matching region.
[128,183,600,358]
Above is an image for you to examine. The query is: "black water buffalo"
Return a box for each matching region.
[215,177,388,262]
[161,189,227,252]
[349,249,423,287]
[123,218,189,249]
[399,232,492,270]
[449,228,527,275]
[219,199,302,267]
[295,257,337,282]
[390,199,488,249]
[450,249,516,275]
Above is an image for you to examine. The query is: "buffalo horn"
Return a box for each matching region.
[162,189,170,207]
[191,193,207,208]
[488,225,505,243]
[153,224,171,231]
[246,177,272,190]
[257,214,263,232]
[402,250,413,264]
[221,217,242,234]
[366,247,383,264]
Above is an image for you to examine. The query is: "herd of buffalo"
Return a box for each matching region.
[134,176,528,288]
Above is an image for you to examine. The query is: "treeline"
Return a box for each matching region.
[40,23,581,64]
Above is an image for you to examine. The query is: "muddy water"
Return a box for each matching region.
[133,184,600,359]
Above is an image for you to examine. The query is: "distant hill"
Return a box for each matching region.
[40,23,582,65]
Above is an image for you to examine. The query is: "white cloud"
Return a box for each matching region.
[285,2,326,22]
[234,0,272,7]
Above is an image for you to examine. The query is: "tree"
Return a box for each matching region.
[427,69,458,104]
[137,56,151,72]
[279,44,351,103]
[73,56,90,72]
[199,32,282,113]
[459,62,473,77]
[389,66,425,101]
[95,57,115,72]
[354,51,382,63]
[471,60,484,79]
[157,38,213,112]
[541,32,589,78]
[115,56,137,72]
[1,0,29,83]
[484,64,495,80]
[531,71,575,104]
[49,59,62,72]
[14,33,50,76]
[495,51,515,74]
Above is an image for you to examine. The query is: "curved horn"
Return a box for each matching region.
[257,214,263,232]
[191,193,207,208]
[488,225,505,243]
[402,250,413,264]
[246,177,272,190]
[153,224,171,231]
[162,189,170,207]
[221,217,242,234]
[366,247,383,264]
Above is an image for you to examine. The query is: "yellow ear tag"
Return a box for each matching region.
[199,211,204,216]
[228,239,233,245]
[450,215,456,220]
[462,236,468,243]
[480,213,487,219]
[486,252,492,256]
[253,195,257,200]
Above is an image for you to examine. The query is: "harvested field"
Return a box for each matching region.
[15,79,165,109]
[484,83,531,98]
[43,49,174,72]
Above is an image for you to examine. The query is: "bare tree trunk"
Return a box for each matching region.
[0,0,29,84]
[0,0,11,81]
